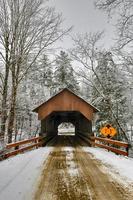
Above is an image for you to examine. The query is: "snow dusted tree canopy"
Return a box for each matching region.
[0,0,71,144]
[0,0,133,146]
[54,51,79,94]
[91,51,128,138]
[95,0,133,50]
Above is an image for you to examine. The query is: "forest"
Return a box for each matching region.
[0,0,133,149]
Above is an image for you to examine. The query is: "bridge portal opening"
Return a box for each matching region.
[41,111,93,138]
[58,122,75,136]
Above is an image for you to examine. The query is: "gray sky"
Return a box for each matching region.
[48,0,115,50]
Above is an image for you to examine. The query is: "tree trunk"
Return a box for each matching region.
[19,116,24,141]
[1,74,9,133]
[7,86,17,143]
[0,46,10,141]
[14,115,18,142]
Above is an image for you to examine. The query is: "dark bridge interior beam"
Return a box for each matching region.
[40,111,92,138]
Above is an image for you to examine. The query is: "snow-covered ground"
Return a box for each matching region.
[0,147,53,200]
[83,147,133,186]
[58,128,75,135]
[0,145,133,200]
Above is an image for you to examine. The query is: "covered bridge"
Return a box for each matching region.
[33,88,98,138]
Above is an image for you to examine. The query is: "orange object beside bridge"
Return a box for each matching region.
[100,125,117,137]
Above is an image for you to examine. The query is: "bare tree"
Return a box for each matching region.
[95,0,133,51]
[0,0,71,143]
[0,0,12,144]
[71,32,105,95]
[95,0,133,141]
[71,32,128,141]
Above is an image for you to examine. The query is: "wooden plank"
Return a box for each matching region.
[91,142,128,156]
[90,136,128,147]
[4,141,43,158]
[6,136,43,149]
[77,133,91,145]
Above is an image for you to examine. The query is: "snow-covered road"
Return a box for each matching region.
[35,136,133,200]
[0,147,53,200]
[83,147,133,185]
[0,136,133,200]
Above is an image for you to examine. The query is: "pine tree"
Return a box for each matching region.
[39,55,54,96]
[27,55,54,99]
[13,55,54,141]
[54,51,79,93]
[91,52,127,138]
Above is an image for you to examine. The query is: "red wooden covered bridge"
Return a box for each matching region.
[33,88,98,138]
[1,88,129,159]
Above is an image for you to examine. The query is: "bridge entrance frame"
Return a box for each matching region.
[33,88,98,139]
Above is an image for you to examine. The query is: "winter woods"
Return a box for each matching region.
[94,0,133,140]
[71,33,129,141]
[0,0,133,146]
[0,0,71,144]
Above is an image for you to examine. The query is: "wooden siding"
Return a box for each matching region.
[37,90,95,121]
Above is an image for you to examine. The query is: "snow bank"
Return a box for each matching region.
[83,147,133,184]
[0,147,53,200]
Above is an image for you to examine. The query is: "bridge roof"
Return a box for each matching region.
[33,88,99,121]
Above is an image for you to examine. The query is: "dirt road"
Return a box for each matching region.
[34,136,133,200]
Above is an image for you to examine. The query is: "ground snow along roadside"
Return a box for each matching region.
[83,147,133,184]
[0,147,53,200]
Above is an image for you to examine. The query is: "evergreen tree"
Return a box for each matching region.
[39,55,54,96]
[13,55,55,141]
[27,54,54,99]
[54,51,79,93]
[91,52,127,139]
[40,55,53,88]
